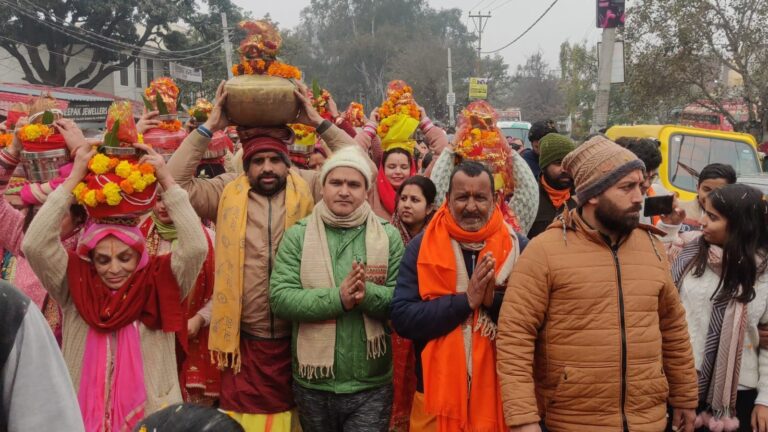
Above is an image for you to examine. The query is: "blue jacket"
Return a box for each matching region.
[520,148,541,179]
[390,231,528,391]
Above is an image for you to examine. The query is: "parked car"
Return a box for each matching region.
[606,124,761,202]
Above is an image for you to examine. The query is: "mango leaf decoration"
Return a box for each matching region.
[103,120,120,147]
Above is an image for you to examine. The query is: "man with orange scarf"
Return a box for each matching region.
[527,133,576,239]
[391,161,526,432]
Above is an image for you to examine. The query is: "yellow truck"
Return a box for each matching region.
[605,125,761,201]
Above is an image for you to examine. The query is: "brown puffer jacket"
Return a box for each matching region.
[497,209,697,432]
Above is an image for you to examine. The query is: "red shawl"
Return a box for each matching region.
[66,251,184,335]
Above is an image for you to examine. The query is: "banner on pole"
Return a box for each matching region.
[469,77,488,99]
[170,62,203,83]
[596,41,625,83]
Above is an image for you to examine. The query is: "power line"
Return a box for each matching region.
[0,34,224,73]
[0,0,224,61]
[4,0,224,56]
[467,0,492,12]
[15,0,225,55]
[491,0,514,12]
[482,0,561,54]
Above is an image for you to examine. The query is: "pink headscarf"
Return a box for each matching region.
[75,222,149,270]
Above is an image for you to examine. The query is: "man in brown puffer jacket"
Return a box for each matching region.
[497,136,698,432]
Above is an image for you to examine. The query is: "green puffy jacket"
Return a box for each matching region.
[269,217,404,394]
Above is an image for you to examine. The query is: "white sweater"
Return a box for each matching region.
[679,267,768,406]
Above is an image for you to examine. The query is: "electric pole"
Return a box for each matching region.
[221,12,234,79]
[591,27,616,133]
[447,47,455,127]
[469,11,491,76]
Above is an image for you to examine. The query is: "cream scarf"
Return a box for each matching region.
[298,200,389,379]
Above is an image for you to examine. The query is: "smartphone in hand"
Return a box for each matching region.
[644,195,674,217]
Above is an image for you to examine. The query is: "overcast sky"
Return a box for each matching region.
[232,0,607,72]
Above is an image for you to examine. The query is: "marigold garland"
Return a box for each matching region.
[188,98,213,121]
[454,101,514,194]
[344,102,365,127]
[0,133,13,148]
[232,60,301,80]
[289,123,316,144]
[376,81,421,138]
[157,119,182,132]
[74,158,157,208]
[17,124,53,142]
[231,20,302,80]
[145,77,180,113]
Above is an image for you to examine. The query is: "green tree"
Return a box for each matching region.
[281,0,503,124]
[0,0,199,88]
[559,41,596,140]
[624,0,768,139]
[510,52,565,123]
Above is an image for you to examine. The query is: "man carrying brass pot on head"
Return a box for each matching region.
[168,81,357,431]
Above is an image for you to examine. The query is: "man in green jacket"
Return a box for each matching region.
[270,145,404,432]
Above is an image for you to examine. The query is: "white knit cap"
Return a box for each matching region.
[320,145,374,190]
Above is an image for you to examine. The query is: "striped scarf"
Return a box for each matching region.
[672,238,746,423]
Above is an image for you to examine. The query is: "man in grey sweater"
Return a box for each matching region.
[1,281,84,432]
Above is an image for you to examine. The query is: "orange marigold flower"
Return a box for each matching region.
[119,179,135,194]
[95,189,107,204]
[138,163,155,175]
[232,65,241,76]
[266,61,302,79]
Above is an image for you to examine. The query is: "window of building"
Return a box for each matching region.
[134,58,141,88]
[119,55,128,86]
[146,59,154,83]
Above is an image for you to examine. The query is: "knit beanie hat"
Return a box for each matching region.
[538,133,576,169]
[320,145,373,190]
[561,135,646,206]
[239,126,293,169]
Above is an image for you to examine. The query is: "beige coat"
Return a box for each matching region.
[22,185,208,414]
[167,125,356,338]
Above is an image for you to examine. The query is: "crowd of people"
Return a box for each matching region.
[1,75,768,432]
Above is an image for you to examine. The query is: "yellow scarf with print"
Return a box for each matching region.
[209,171,314,373]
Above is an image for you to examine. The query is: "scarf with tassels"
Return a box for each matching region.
[209,172,314,373]
[416,203,517,432]
[671,233,746,431]
[297,200,390,379]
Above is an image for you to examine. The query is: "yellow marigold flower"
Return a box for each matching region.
[83,190,98,207]
[88,154,112,175]
[133,178,148,192]
[115,160,133,179]
[72,182,87,201]
[103,182,123,206]
[137,133,144,144]
[142,172,157,186]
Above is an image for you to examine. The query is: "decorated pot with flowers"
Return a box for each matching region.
[188,98,233,160]
[344,102,366,128]
[376,80,421,154]
[225,20,301,127]
[73,101,158,218]
[142,77,188,157]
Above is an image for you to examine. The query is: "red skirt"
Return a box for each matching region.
[390,331,417,432]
